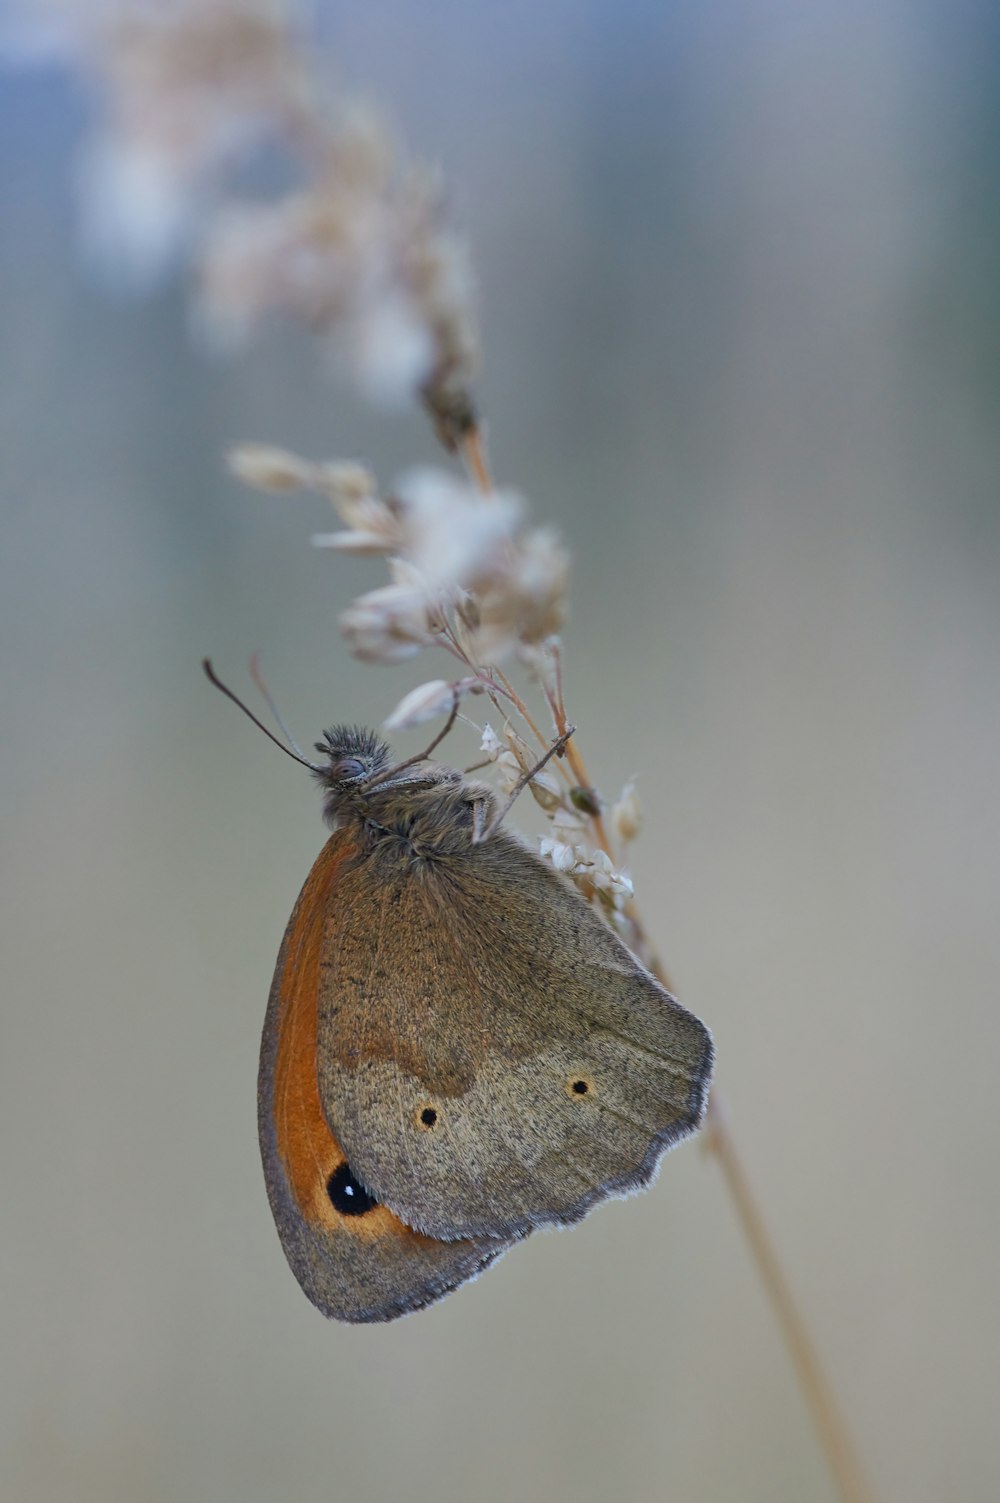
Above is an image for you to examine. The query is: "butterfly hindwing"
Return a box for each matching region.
[258,829,518,1321]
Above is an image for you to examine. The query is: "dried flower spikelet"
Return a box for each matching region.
[316,460,377,515]
[494,750,523,796]
[538,837,578,875]
[589,848,635,903]
[196,103,477,408]
[392,165,479,432]
[471,527,570,662]
[510,528,570,643]
[525,768,563,812]
[501,722,533,763]
[499,725,538,779]
[478,726,532,793]
[387,557,448,633]
[350,288,437,407]
[310,463,405,555]
[339,583,435,665]
[383,679,458,732]
[550,806,586,841]
[11,4,478,412]
[325,99,394,196]
[198,105,391,349]
[401,168,478,367]
[495,724,564,812]
[227,442,316,492]
[395,469,524,593]
[515,640,559,694]
[324,134,478,406]
[611,781,642,844]
[198,192,345,348]
[554,842,635,917]
[569,785,602,817]
[72,1,309,285]
[557,851,602,903]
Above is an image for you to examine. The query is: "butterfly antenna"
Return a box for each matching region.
[202,659,322,772]
[249,651,313,763]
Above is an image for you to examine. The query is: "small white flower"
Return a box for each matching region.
[480,724,503,761]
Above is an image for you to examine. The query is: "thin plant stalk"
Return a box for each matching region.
[460,423,875,1503]
[16,7,876,1496]
[704,1094,875,1503]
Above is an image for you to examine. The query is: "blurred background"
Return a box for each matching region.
[2,2,998,1500]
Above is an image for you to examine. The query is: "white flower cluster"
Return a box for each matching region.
[16,0,649,931]
[476,726,638,921]
[5,0,478,419]
[230,448,570,673]
[199,115,478,415]
[231,441,641,924]
[8,0,656,966]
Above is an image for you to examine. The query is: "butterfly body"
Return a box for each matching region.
[258,726,714,1321]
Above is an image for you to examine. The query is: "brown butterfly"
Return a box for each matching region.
[206,662,714,1322]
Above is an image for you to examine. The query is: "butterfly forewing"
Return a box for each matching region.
[315,827,714,1242]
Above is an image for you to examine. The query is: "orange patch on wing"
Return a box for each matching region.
[272,831,432,1245]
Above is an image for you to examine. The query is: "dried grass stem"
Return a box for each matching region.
[704,1094,875,1503]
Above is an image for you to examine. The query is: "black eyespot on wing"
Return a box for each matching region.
[421,1107,438,1127]
[327,1163,378,1216]
[572,1079,589,1094]
[565,1074,595,1098]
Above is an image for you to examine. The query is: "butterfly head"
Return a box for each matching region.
[313,726,392,794]
[312,723,462,832]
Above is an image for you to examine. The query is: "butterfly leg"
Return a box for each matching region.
[470,796,491,843]
[473,726,576,843]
